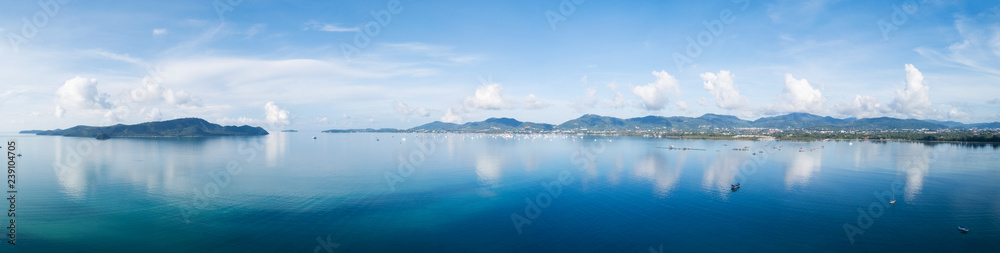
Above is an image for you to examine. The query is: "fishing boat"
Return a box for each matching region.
[958,226,969,233]
[731,183,741,191]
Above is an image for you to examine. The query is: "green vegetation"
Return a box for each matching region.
[35,118,268,138]
[319,113,1000,143]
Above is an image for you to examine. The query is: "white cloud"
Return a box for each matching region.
[948,107,968,119]
[700,70,749,110]
[54,77,112,117]
[304,21,359,32]
[83,49,145,65]
[632,70,681,110]
[245,24,266,38]
[835,95,890,118]
[676,101,688,111]
[696,97,708,106]
[393,101,429,117]
[780,74,825,113]
[440,107,465,123]
[988,98,1000,105]
[143,107,162,121]
[605,82,625,108]
[890,64,932,118]
[163,89,203,107]
[581,75,588,85]
[583,88,598,107]
[915,14,1000,77]
[523,94,549,109]
[608,90,625,108]
[264,102,291,126]
[465,84,509,110]
[129,75,203,108]
[316,116,329,123]
[153,29,168,36]
[218,117,261,126]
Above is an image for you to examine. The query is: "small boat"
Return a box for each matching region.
[731,183,741,191]
[958,226,969,233]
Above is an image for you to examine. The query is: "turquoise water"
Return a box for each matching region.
[4,133,999,252]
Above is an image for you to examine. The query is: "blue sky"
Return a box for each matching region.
[1,0,998,131]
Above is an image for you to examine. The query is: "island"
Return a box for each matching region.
[34,118,268,138]
[281,130,299,132]
[18,130,45,134]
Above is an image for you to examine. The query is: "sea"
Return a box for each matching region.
[3,132,999,252]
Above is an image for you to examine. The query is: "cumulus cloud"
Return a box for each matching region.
[582,88,598,107]
[696,97,708,106]
[264,102,291,126]
[780,74,825,113]
[129,77,203,107]
[153,29,168,36]
[632,70,681,110]
[948,107,968,119]
[835,95,890,118]
[575,82,626,112]
[465,84,509,110]
[701,70,749,110]
[54,77,112,117]
[523,94,550,109]
[606,82,625,108]
[218,117,261,126]
[393,101,430,117]
[676,101,688,111]
[890,64,932,118]
[163,89,203,107]
[143,107,163,121]
[440,107,465,123]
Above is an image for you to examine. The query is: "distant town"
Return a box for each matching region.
[323,113,1000,143]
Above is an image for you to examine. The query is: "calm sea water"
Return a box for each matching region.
[3,132,999,252]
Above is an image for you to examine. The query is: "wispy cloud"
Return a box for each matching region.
[304,21,359,32]
[916,13,1000,78]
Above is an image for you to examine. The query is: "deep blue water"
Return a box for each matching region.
[3,133,999,252]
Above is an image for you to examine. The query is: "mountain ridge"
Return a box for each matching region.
[402,113,998,132]
[35,118,269,138]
